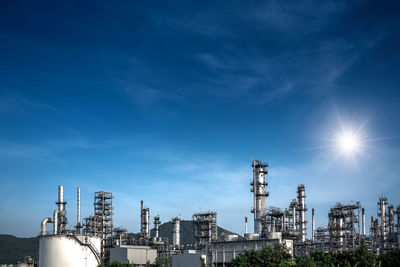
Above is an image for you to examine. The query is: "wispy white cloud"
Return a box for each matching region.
[0,92,53,114]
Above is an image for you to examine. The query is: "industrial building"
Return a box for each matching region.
[38,159,400,266]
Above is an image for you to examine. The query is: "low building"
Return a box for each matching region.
[109,245,157,265]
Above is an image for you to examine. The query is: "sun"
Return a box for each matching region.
[337,130,361,155]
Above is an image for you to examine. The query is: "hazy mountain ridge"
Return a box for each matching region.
[0,234,39,264]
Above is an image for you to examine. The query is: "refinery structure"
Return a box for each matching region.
[37,159,400,267]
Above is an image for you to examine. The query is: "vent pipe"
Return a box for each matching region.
[77,187,81,232]
[312,208,315,242]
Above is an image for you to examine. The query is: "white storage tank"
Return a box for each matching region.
[39,234,101,267]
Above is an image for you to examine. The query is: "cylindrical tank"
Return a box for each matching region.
[172,217,181,247]
[39,234,101,267]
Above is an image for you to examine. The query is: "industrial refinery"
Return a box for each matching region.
[37,159,400,267]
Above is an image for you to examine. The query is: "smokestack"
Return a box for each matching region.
[312,208,315,242]
[57,185,65,211]
[77,187,81,232]
[362,208,366,235]
[245,217,248,234]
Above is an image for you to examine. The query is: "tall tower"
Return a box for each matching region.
[193,212,218,249]
[154,216,161,240]
[297,184,307,242]
[94,191,113,261]
[250,160,269,234]
[172,217,181,247]
[140,200,150,239]
[55,185,68,234]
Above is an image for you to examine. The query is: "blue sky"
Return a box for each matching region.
[0,0,400,237]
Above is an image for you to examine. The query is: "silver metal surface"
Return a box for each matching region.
[297,184,307,242]
[41,217,53,236]
[172,217,181,247]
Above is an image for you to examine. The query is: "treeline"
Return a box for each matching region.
[229,243,400,267]
[99,256,170,267]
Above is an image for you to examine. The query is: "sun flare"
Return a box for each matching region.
[337,131,361,155]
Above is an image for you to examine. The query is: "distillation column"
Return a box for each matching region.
[388,205,394,235]
[362,208,366,236]
[397,205,400,247]
[154,216,160,240]
[251,160,269,234]
[172,217,181,247]
[378,197,387,243]
[140,201,150,239]
[297,184,307,242]
[290,199,297,232]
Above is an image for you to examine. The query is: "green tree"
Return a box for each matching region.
[296,254,316,267]
[377,249,400,267]
[229,243,291,267]
[200,256,206,267]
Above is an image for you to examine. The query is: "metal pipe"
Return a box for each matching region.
[53,210,59,235]
[77,187,81,232]
[245,217,248,234]
[41,217,53,236]
[362,208,366,236]
[312,208,315,242]
[57,185,65,211]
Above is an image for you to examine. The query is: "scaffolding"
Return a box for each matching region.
[193,212,218,249]
[94,191,113,262]
[113,227,127,246]
[328,202,361,250]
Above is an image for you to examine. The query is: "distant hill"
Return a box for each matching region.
[0,221,239,263]
[0,234,39,264]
